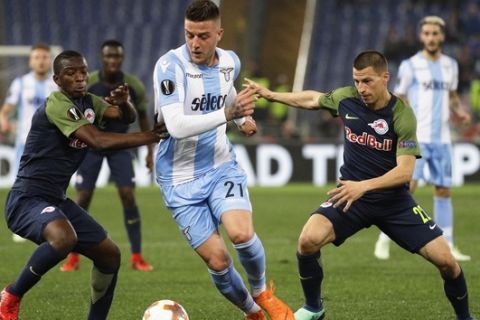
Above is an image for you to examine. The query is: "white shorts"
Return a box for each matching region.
[160,161,252,249]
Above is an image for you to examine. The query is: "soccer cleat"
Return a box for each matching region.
[456,316,477,320]
[450,246,471,262]
[374,237,390,260]
[245,310,266,320]
[131,253,153,271]
[294,307,325,320]
[11,234,26,243]
[253,281,294,320]
[0,285,21,320]
[60,253,80,272]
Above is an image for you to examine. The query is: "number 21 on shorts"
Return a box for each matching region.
[412,205,432,223]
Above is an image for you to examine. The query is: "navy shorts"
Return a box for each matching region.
[315,192,443,253]
[5,190,107,252]
[75,149,135,190]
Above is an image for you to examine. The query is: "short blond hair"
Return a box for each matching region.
[419,16,445,32]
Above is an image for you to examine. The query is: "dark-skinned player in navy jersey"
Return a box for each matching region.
[61,40,154,272]
[0,50,167,320]
[245,51,475,320]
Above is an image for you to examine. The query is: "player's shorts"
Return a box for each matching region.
[315,191,443,253]
[75,149,135,190]
[4,190,107,252]
[413,143,452,188]
[160,161,252,249]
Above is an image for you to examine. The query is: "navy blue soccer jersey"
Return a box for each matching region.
[319,86,421,198]
[12,91,109,201]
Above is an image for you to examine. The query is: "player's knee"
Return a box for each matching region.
[438,255,460,279]
[96,243,121,271]
[205,251,231,272]
[49,231,78,255]
[434,187,451,198]
[298,232,321,255]
[229,230,254,245]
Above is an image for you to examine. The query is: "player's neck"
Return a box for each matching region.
[422,49,441,61]
[33,72,48,81]
[369,91,391,110]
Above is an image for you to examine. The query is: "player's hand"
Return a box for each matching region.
[224,86,257,121]
[0,118,12,134]
[152,123,170,140]
[244,77,274,100]
[327,180,366,212]
[239,116,257,136]
[456,110,471,126]
[145,149,154,172]
[105,83,130,106]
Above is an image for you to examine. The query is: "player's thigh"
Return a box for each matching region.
[58,198,108,253]
[418,235,459,277]
[75,150,104,190]
[4,190,69,244]
[428,144,452,187]
[194,230,231,270]
[221,210,254,244]
[108,149,135,187]
[377,199,442,253]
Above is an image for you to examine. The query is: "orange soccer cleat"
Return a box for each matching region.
[59,253,80,272]
[0,285,21,320]
[254,281,294,320]
[131,253,154,271]
[245,310,266,320]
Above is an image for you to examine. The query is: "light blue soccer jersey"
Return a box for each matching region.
[394,52,458,144]
[153,44,241,186]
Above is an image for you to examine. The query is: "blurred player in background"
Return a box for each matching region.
[0,50,166,320]
[152,1,293,319]
[374,16,472,262]
[0,43,58,243]
[246,51,475,320]
[60,40,155,272]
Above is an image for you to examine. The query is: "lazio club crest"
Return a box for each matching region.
[220,67,233,82]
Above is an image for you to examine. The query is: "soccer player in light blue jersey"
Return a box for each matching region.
[374,16,472,262]
[0,43,58,243]
[246,50,475,320]
[152,1,293,320]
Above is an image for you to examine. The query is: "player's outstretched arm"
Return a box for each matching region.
[244,78,322,110]
[72,123,167,151]
[0,103,14,133]
[103,83,137,124]
[449,91,471,126]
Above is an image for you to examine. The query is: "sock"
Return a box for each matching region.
[208,263,257,313]
[434,197,453,245]
[10,242,67,297]
[124,206,141,253]
[88,265,119,320]
[233,234,266,295]
[443,270,470,319]
[297,251,323,312]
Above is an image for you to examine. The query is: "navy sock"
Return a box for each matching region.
[88,265,118,320]
[10,242,67,296]
[124,206,141,253]
[297,251,323,312]
[444,270,470,319]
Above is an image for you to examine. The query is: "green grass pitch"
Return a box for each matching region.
[0,184,478,319]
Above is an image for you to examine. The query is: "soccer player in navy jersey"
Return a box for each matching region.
[152,1,293,320]
[374,16,472,262]
[60,40,154,272]
[246,51,475,320]
[0,50,166,320]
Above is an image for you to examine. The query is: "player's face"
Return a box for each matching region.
[54,56,89,99]
[185,18,223,66]
[101,45,124,74]
[420,23,444,55]
[29,48,51,76]
[353,66,389,107]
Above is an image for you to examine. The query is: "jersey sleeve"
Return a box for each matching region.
[4,77,21,106]
[125,73,148,113]
[394,60,413,95]
[450,58,459,91]
[393,102,421,158]
[318,86,357,116]
[45,92,91,138]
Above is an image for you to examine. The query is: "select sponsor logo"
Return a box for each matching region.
[191,93,227,111]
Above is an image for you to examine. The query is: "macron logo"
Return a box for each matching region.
[160,60,170,73]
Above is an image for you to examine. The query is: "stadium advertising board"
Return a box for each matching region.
[1,143,479,187]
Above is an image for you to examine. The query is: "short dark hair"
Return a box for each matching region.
[31,43,50,52]
[353,50,388,73]
[185,0,219,22]
[53,50,84,75]
[101,39,123,50]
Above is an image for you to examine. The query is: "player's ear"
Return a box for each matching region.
[217,27,224,41]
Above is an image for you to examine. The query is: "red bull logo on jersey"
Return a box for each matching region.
[368,119,389,135]
[345,126,393,151]
[191,93,227,111]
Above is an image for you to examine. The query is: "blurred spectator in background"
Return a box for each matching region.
[0,43,58,243]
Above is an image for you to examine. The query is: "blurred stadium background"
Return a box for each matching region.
[0,0,480,187]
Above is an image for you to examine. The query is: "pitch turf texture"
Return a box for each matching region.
[0,184,478,319]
